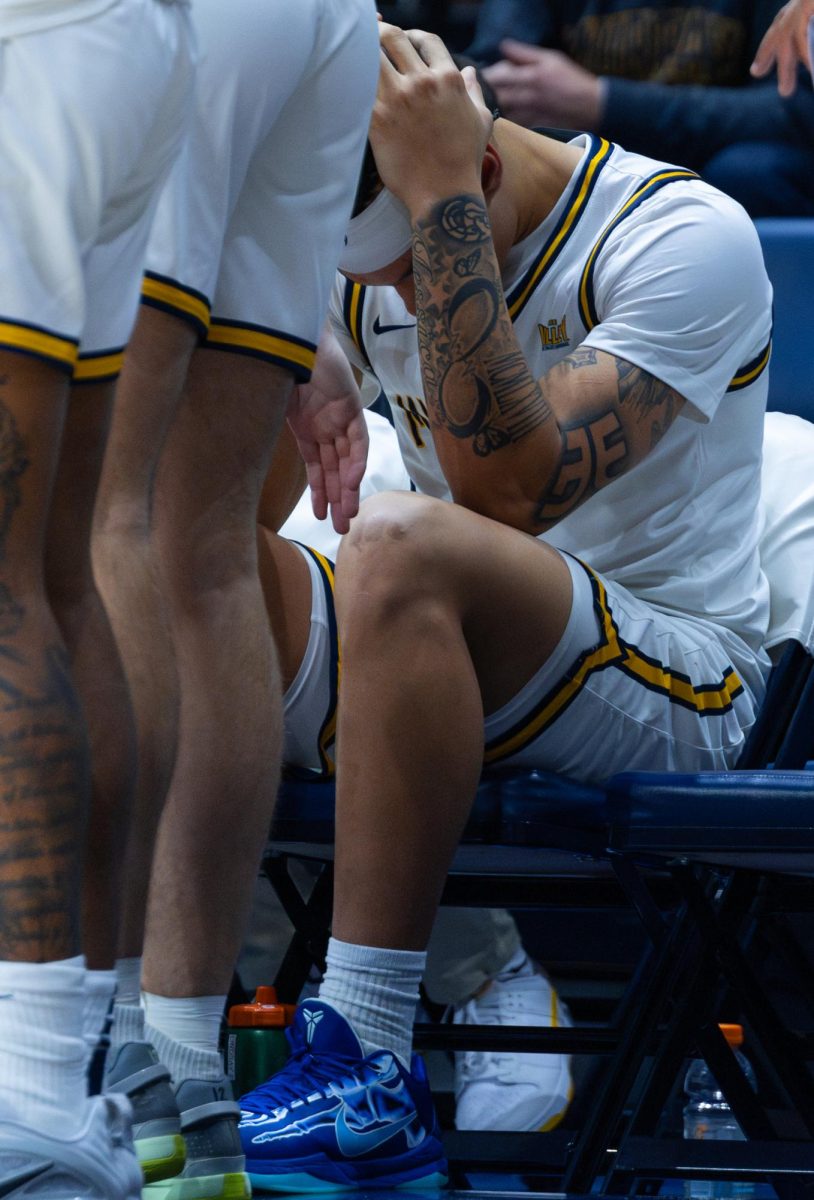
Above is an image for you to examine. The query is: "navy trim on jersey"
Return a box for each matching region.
[506,135,614,323]
[726,336,772,392]
[578,167,699,332]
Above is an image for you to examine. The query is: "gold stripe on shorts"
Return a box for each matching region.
[484,564,742,765]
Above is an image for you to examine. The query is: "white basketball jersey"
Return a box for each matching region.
[329,133,773,661]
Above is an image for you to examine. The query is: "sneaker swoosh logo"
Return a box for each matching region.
[372,316,416,335]
[334,1106,416,1158]
[0,1163,53,1196]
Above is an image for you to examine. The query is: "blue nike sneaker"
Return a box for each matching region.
[238,998,448,1193]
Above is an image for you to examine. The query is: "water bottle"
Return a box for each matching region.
[226,986,295,1100]
[683,1023,758,1198]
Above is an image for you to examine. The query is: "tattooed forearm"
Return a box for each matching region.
[535,410,628,524]
[562,346,599,371]
[413,194,554,458]
[616,358,681,449]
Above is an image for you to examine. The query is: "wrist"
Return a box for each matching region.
[402,175,485,224]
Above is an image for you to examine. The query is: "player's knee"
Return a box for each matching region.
[337,492,455,618]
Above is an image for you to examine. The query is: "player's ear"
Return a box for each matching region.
[481,144,503,201]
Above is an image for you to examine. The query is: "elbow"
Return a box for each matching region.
[450,478,543,535]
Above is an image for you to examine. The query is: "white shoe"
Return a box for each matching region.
[0,1092,143,1199]
[452,964,574,1131]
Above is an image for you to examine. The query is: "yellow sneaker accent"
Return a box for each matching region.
[143,1170,251,1200]
[139,1132,187,1183]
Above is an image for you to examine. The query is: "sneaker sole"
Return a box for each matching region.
[138,1133,187,1183]
[538,1078,576,1133]
[248,1167,448,1193]
[142,1171,251,1200]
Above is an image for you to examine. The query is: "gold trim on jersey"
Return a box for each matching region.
[74,348,125,383]
[506,135,614,323]
[141,272,211,338]
[205,320,316,380]
[343,279,369,366]
[484,562,742,765]
[0,319,78,373]
[726,337,772,392]
[578,167,699,332]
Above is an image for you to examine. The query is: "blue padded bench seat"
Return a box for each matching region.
[605,768,814,872]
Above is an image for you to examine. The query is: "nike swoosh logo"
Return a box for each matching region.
[335,1107,416,1158]
[372,316,416,335]
[0,1163,53,1197]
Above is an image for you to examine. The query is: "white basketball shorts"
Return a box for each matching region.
[142,0,379,381]
[0,0,194,382]
[283,547,767,784]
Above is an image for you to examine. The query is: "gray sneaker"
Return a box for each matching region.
[142,1078,250,1200]
[0,1093,142,1199]
[105,1041,186,1185]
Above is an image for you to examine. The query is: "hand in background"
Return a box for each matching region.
[751,0,814,95]
[483,40,605,131]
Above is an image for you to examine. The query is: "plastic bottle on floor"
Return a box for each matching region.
[683,1023,758,1198]
[226,986,295,1100]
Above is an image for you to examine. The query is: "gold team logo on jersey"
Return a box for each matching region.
[395,395,430,449]
[538,316,570,351]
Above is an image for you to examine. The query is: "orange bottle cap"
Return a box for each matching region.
[228,986,297,1028]
[719,1023,744,1047]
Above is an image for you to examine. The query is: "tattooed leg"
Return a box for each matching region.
[45,380,135,970]
[0,354,89,964]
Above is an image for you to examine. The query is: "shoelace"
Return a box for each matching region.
[241,1047,361,1112]
[458,1049,516,1082]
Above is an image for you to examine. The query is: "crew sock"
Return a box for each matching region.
[109,957,146,1050]
[83,968,116,1057]
[0,955,88,1134]
[318,936,425,1067]
[143,992,226,1085]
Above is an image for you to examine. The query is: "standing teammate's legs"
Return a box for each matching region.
[94,0,378,1193]
[0,0,192,1192]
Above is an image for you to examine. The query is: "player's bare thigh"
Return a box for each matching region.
[336,490,573,715]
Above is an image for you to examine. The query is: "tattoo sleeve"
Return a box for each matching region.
[534,358,684,526]
[615,358,681,451]
[412,194,554,460]
[535,410,627,524]
[0,395,86,958]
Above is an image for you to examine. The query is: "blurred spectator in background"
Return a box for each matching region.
[470,0,814,216]
[752,0,814,95]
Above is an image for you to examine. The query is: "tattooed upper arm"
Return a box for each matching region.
[408,192,685,532]
[534,351,686,528]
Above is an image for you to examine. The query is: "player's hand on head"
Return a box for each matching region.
[751,0,814,95]
[286,325,369,535]
[372,23,494,215]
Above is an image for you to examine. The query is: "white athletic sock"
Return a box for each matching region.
[83,967,116,1057]
[143,992,226,1085]
[110,1001,146,1049]
[115,956,142,1007]
[109,958,146,1050]
[0,956,88,1133]
[318,937,425,1067]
